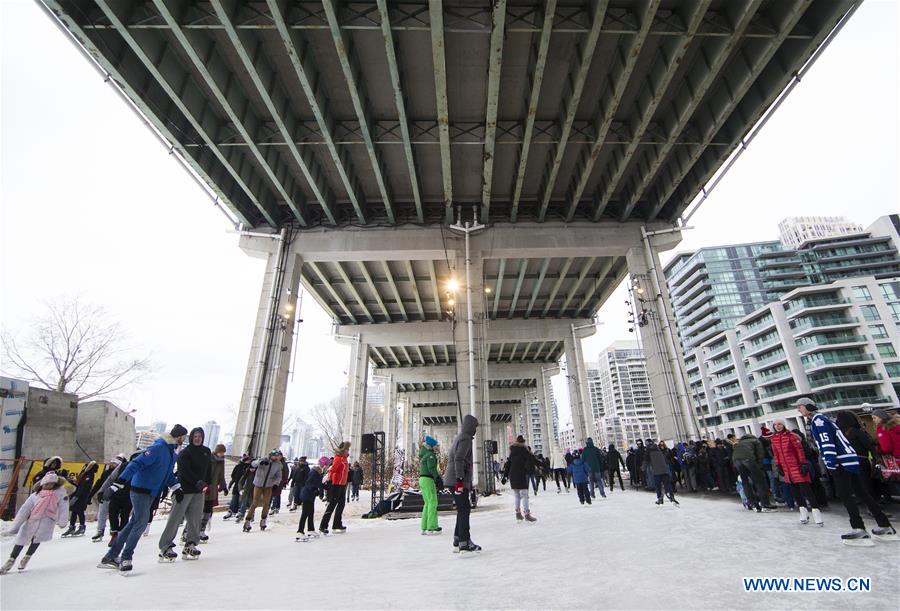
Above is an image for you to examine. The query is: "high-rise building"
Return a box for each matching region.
[778,216,864,250]
[585,364,604,421]
[203,420,221,447]
[557,423,577,452]
[688,276,900,437]
[527,392,548,456]
[594,341,658,449]
[135,430,157,450]
[149,421,167,434]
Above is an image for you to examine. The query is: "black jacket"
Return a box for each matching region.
[176,428,212,493]
[608,447,625,470]
[230,462,250,493]
[503,442,535,490]
[290,462,310,489]
[350,467,364,486]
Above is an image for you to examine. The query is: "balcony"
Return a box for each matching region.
[795,334,867,354]
[673,286,713,313]
[760,268,806,280]
[744,336,783,358]
[704,340,731,360]
[715,384,743,400]
[816,395,892,409]
[706,357,734,375]
[755,367,793,385]
[757,383,799,400]
[712,370,739,386]
[809,372,883,389]
[790,315,858,337]
[803,352,876,372]
[670,267,709,299]
[692,322,727,346]
[785,299,850,319]
[680,301,717,328]
[740,317,778,342]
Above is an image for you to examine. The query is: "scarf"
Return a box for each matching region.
[29,489,60,522]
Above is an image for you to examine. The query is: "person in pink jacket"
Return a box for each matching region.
[872,408,900,458]
[1,473,70,574]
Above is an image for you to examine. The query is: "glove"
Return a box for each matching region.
[500,477,507,485]
[799,464,809,475]
[454,479,465,495]
[104,479,125,501]
[196,481,207,491]
[174,489,185,503]
[219,483,228,493]
[775,465,784,477]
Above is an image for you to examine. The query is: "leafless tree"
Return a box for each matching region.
[1,297,151,401]
[310,395,346,449]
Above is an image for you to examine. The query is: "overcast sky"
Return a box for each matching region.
[1,1,897,438]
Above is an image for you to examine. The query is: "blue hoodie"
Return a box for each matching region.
[119,435,179,495]
[567,458,591,484]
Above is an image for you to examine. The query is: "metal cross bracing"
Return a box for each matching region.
[46,0,856,228]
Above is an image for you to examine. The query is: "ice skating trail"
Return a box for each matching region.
[2,487,898,610]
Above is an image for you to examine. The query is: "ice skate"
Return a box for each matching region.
[222,511,233,520]
[812,508,824,527]
[452,536,459,553]
[524,512,537,523]
[72,525,86,537]
[97,558,120,570]
[515,510,524,522]
[91,532,105,543]
[118,559,133,575]
[16,555,30,572]
[308,531,321,539]
[799,507,809,524]
[319,529,330,536]
[182,544,201,560]
[259,519,268,531]
[158,547,178,563]
[60,526,76,538]
[841,529,875,547]
[0,558,14,575]
[296,533,310,542]
[667,495,680,507]
[242,521,252,533]
[199,533,209,544]
[333,526,347,533]
[655,498,663,506]
[458,540,482,555]
[871,526,899,542]
[759,505,776,513]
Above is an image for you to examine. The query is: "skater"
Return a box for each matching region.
[731,432,776,511]
[99,424,187,572]
[873,408,900,458]
[102,453,136,549]
[348,461,364,502]
[225,454,252,519]
[567,450,592,505]
[835,411,881,501]
[242,449,285,532]
[445,414,480,553]
[158,427,211,561]
[319,442,350,534]
[296,458,327,541]
[551,446,569,493]
[62,461,98,538]
[770,419,822,526]
[607,444,626,491]
[795,398,896,545]
[91,454,126,542]
[503,435,537,523]
[647,442,678,506]
[236,460,258,522]
[289,457,310,511]
[419,436,442,534]
[199,444,228,542]
[581,438,607,499]
[1,473,70,575]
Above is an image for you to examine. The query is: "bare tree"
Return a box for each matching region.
[2,297,151,401]
[310,395,346,449]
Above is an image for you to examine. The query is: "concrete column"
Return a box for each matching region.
[382,377,398,450]
[537,367,557,455]
[626,242,695,441]
[233,237,303,456]
[341,336,370,462]
[564,337,590,445]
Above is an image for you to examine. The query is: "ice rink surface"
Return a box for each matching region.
[2,486,898,610]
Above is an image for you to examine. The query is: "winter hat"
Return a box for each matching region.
[241,453,252,463]
[760,426,773,439]
[214,444,226,454]
[872,409,890,422]
[39,472,59,486]
[424,436,438,448]
[336,441,351,455]
[170,424,188,438]
[269,448,283,457]
[515,435,525,444]
[792,397,817,410]
[318,456,331,467]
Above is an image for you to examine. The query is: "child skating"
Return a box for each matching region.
[1,473,69,575]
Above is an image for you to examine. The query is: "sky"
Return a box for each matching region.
[1,1,898,438]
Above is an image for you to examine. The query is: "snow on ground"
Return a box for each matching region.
[2,486,898,610]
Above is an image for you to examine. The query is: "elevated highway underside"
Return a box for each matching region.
[41,0,859,483]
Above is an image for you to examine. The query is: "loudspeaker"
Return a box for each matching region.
[361,433,376,454]
[488,440,498,455]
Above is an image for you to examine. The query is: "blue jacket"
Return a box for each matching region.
[810,413,859,473]
[119,436,179,495]
[299,468,324,503]
[567,459,591,484]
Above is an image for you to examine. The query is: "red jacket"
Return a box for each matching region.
[770,430,810,483]
[876,425,900,458]
[328,454,349,486]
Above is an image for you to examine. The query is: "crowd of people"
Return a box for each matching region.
[1,400,897,575]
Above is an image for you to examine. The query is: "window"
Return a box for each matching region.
[890,303,900,322]
[885,362,900,378]
[877,343,898,358]
[852,286,872,301]
[869,324,889,339]
[860,305,880,321]
[880,281,900,302]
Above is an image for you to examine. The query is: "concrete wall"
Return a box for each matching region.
[77,400,136,462]
[22,387,79,461]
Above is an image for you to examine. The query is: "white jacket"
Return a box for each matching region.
[8,487,69,546]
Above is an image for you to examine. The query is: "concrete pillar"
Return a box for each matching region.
[233,237,303,457]
[537,367,557,455]
[626,243,696,441]
[342,337,370,462]
[564,337,590,446]
[382,377,398,451]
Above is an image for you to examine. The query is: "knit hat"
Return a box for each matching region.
[424,436,438,448]
[792,397,817,410]
[760,426,773,439]
[214,444,226,453]
[872,409,890,422]
[39,472,58,486]
[170,424,188,438]
[336,441,351,455]
[241,453,251,463]
[515,435,526,444]
[318,456,330,467]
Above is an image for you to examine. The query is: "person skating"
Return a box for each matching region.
[445,414,480,553]
[0,473,70,575]
[97,453,132,547]
[503,435,537,523]
[296,459,327,541]
[289,457,310,511]
[235,459,257,523]
[348,461,364,502]
[158,427,211,561]
[61,461,97,538]
[647,442,678,506]
[419,436,442,535]
[873,408,900,458]
[567,450,592,505]
[88,456,118,542]
[242,449,285,532]
[581,438,607,499]
[99,424,186,573]
[770,419,822,527]
[319,442,350,534]
[731,432,776,512]
[551,446,569,493]
[795,398,897,546]
[607,444,626,491]
[224,454,252,520]
[198,444,228,543]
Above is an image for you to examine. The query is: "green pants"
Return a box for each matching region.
[419,476,438,531]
